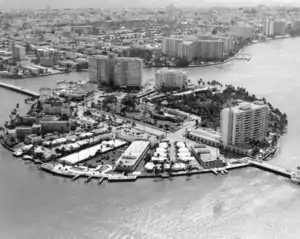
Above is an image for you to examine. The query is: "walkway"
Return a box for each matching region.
[0,82,40,97]
[244,157,292,178]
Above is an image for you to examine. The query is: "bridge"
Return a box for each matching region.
[244,158,293,178]
[0,82,40,98]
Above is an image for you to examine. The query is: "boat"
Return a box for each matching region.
[161,172,170,178]
[211,168,218,175]
[22,155,33,161]
[13,150,23,157]
[107,174,137,182]
[291,170,300,184]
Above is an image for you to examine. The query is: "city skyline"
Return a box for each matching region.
[1,0,300,10]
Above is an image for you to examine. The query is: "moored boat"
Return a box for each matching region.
[108,174,137,182]
[13,150,23,157]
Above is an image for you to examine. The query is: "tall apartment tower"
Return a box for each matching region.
[274,20,287,36]
[88,54,116,86]
[12,42,26,62]
[263,18,274,37]
[114,57,143,88]
[89,55,142,88]
[220,101,269,147]
[162,38,182,57]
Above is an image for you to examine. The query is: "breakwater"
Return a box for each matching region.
[0,82,40,98]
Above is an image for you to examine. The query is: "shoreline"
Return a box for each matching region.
[144,35,300,70]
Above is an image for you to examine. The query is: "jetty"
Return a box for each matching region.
[245,158,292,178]
[0,82,40,98]
[72,174,82,181]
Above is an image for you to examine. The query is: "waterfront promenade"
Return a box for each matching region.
[0,82,40,97]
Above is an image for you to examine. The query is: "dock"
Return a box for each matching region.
[72,174,82,181]
[246,158,292,178]
[85,175,93,183]
[211,168,218,175]
[98,177,105,185]
[0,82,40,98]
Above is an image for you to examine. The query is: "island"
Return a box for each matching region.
[0,74,289,184]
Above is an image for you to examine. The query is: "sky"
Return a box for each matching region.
[0,0,299,10]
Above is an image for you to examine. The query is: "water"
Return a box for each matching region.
[1,38,300,238]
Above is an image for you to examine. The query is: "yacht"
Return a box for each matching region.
[108,174,137,182]
[13,150,23,157]
[290,170,300,184]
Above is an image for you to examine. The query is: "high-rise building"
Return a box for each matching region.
[220,101,269,147]
[114,57,143,88]
[263,18,274,37]
[155,68,188,90]
[177,41,195,61]
[292,19,300,32]
[197,35,233,54]
[230,25,253,39]
[12,43,26,62]
[274,20,287,36]
[162,38,182,57]
[89,55,111,86]
[89,55,142,88]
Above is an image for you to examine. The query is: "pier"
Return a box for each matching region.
[0,82,40,98]
[246,158,292,178]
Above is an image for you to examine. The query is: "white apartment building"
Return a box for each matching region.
[155,68,188,90]
[274,20,287,36]
[178,41,195,61]
[161,38,182,57]
[220,101,269,147]
[114,57,143,88]
[263,18,274,37]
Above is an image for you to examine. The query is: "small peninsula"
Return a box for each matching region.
[0,76,288,183]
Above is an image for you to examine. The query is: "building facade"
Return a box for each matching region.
[89,55,110,85]
[293,20,300,32]
[114,57,143,88]
[162,38,182,57]
[89,55,142,88]
[230,25,253,39]
[155,68,188,90]
[263,18,274,37]
[274,20,287,36]
[12,44,26,62]
[220,101,269,147]
[115,140,150,172]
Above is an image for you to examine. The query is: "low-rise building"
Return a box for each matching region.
[190,144,226,169]
[15,126,33,139]
[155,68,188,90]
[40,120,71,133]
[115,140,150,172]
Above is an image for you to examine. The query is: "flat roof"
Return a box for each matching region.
[59,139,126,165]
[122,140,150,158]
[232,101,268,114]
[117,140,150,167]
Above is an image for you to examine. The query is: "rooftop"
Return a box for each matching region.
[117,140,150,167]
[232,101,268,113]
